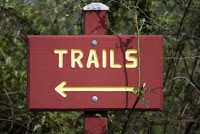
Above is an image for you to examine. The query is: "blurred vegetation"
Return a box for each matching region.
[0,0,200,133]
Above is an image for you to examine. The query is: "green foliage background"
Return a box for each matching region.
[0,0,200,133]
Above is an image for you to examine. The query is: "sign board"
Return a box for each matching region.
[27,35,163,110]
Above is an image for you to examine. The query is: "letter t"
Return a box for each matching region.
[54,49,68,68]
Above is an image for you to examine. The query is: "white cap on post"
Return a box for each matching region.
[83,2,109,11]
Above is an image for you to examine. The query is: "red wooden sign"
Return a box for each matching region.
[27,35,163,110]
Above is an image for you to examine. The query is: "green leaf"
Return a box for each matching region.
[33,124,41,132]
[41,116,46,124]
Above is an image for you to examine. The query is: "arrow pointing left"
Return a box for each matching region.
[55,81,135,98]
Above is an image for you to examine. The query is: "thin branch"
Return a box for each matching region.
[169,76,200,95]
[122,84,146,134]
[181,103,190,118]
[164,56,200,60]
[148,118,200,123]
[0,119,27,129]
[176,0,193,38]
[0,47,7,59]
[136,6,175,34]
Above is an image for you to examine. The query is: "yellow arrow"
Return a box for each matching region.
[55,81,135,97]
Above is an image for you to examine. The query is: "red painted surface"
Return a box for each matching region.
[84,111,108,134]
[27,35,163,110]
[84,11,108,35]
[83,9,109,134]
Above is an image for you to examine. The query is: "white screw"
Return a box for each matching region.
[91,40,97,46]
[92,96,98,102]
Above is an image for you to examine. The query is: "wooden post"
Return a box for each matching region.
[83,3,109,134]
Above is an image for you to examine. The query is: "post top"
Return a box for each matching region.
[83,2,109,11]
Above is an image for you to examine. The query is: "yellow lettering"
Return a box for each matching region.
[54,48,138,69]
[102,49,107,68]
[71,49,83,68]
[110,50,122,68]
[125,49,138,68]
[87,49,99,68]
[54,49,68,68]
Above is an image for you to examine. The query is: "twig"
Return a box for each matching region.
[169,76,200,95]
[164,56,200,60]
[0,119,27,129]
[122,83,146,134]
[0,47,7,59]
[181,103,189,118]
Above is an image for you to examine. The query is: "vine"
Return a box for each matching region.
[121,1,148,133]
